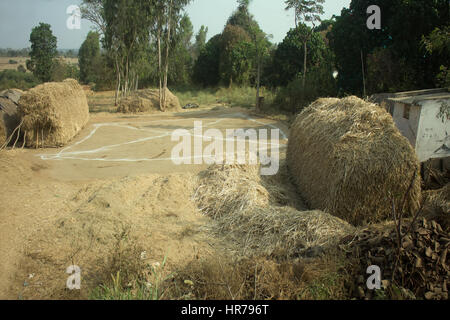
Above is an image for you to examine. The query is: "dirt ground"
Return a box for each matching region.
[0,105,289,299]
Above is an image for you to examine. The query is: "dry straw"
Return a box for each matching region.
[194,164,355,258]
[287,96,422,226]
[117,88,181,113]
[17,79,89,148]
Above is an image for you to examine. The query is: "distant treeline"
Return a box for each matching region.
[0,48,78,58]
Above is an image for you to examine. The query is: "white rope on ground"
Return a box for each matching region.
[37,113,288,163]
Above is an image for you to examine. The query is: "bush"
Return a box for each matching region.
[8,59,18,64]
[17,65,26,73]
[51,58,79,82]
[273,66,337,113]
[0,69,40,91]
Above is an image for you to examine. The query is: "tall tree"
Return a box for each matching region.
[79,31,101,84]
[284,0,325,89]
[152,0,191,111]
[219,24,252,88]
[192,25,208,60]
[103,0,153,104]
[80,0,106,36]
[27,23,57,82]
[193,34,222,86]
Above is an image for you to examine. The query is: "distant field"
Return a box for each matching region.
[0,56,78,72]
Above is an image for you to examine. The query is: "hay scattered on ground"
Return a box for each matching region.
[17,173,214,299]
[117,88,181,113]
[194,164,355,258]
[194,164,271,219]
[18,79,89,148]
[287,96,422,226]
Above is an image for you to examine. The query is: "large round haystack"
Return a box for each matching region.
[117,88,181,113]
[18,79,89,148]
[287,96,421,226]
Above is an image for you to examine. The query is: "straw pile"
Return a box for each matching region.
[287,96,421,226]
[117,88,181,113]
[194,164,355,258]
[17,79,89,148]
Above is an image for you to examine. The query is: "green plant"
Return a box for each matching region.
[90,255,173,300]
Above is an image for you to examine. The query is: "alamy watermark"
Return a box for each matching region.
[66,265,81,290]
[67,5,81,30]
[171,121,280,176]
[366,265,382,290]
[367,5,381,30]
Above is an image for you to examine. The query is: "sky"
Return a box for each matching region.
[0,0,352,49]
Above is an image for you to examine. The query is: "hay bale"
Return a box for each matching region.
[287,96,422,226]
[117,88,181,113]
[18,79,89,148]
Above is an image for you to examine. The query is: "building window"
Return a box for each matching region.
[403,104,410,119]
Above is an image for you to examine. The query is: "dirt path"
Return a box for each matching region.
[0,108,288,299]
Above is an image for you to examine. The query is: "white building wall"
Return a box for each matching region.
[392,102,421,147]
[415,100,450,162]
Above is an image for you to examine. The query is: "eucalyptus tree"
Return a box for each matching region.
[284,0,325,89]
[103,0,154,104]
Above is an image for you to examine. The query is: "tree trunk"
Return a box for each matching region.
[114,56,120,106]
[256,59,261,112]
[157,26,163,111]
[303,41,307,90]
[361,49,366,97]
[162,1,172,112]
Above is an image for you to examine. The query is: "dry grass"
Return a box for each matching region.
[168,249,351,300]
[18,79,89,148]
[287,96,422,226]
[194,164,271,219]
[194,164,355,259]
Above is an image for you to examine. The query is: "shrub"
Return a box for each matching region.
[0,69,40,91]
[273,65,337,113]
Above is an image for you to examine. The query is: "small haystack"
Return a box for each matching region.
[18,79,89,148]
[117,88,181,113]
[287,96,421,226]
[194,164,355,258]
